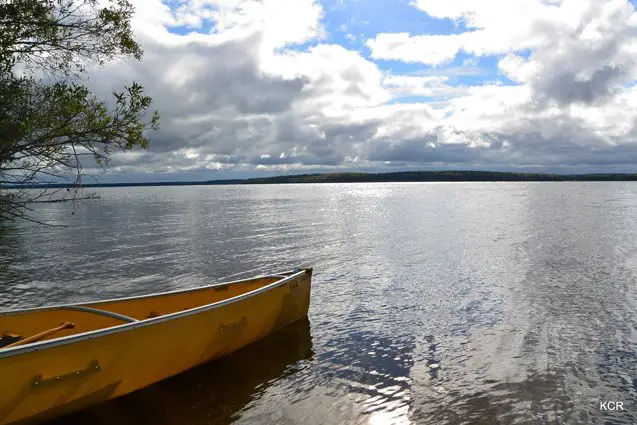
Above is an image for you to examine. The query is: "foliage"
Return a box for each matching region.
[0,0,159,224]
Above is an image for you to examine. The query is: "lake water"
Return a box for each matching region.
[2,182,637,424]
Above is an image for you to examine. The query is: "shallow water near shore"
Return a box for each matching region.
[2,182,637,424]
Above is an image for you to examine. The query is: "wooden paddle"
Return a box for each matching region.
[3,322,75,349]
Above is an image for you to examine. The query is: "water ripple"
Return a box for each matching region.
[2,183,637,424]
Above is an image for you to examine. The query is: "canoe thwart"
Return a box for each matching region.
[61,305,139,323]
[31,360,101,389]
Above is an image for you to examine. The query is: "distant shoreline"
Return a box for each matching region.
[5,171,637,188]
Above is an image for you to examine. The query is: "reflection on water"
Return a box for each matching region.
[2,183,637,424]
[48,318,313,425]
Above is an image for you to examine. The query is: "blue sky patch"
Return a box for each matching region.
[316,0,513,91]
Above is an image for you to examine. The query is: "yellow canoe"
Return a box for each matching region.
[0,268,312,425]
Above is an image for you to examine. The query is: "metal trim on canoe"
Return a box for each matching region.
[0,269,310,359]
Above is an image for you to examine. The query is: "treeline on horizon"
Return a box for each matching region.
[243,171,637,184]
[6,171,637,188]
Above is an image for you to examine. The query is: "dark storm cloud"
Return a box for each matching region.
[495,132,637,167]
[526,8,637,107]
[368,137,480,164]
[90,32,309,155]
[366,114,637,170]
[536,65,626,106]
[139,33,308,117]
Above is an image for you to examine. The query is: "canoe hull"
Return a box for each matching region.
[0,269,312,425]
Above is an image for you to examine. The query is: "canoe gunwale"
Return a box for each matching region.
[0,268,310,359]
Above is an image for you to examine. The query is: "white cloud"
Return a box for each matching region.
[369,0,637,70]
[264,44,390,115]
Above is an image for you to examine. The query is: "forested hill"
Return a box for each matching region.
[6,171,637,188]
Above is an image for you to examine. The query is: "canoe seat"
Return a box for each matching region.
[0,333,21,348]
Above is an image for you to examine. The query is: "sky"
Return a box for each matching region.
[86,0,637,181]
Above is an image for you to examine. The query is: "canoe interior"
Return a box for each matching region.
[0,272,295,347]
